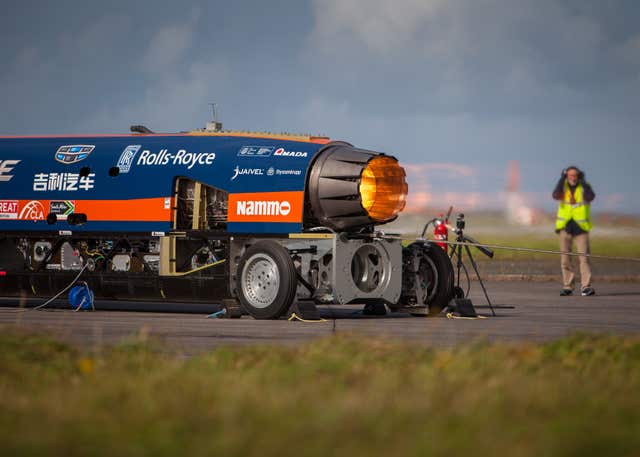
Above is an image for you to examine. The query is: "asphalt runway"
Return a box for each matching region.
[1,281,639,353]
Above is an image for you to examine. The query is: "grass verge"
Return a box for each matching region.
[471,234,640,261]
[1,330,640,457]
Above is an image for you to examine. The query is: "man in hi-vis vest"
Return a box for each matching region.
[552,166,596,296]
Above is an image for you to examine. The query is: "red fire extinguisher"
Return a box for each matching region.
[434,215,448,252]
[433,207,452,253]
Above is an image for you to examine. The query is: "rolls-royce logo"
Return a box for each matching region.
[55,145,95,164]
[116,145,141,173]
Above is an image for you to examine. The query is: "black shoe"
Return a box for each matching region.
[581,287,595,296]
[560,288,573,296]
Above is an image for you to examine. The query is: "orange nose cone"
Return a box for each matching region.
[359,156,408,222]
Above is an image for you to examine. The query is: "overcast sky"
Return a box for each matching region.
[2,0,639,213]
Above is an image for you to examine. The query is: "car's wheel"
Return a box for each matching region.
[405,241,454,316]
[236,240,297,319]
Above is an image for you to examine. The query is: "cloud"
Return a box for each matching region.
[1,1,638,215]
[404,191,498,213]
[615,32,640,73]
[78,59,229,134]
[141,9,199,72]
[0,13,136,133]
[310,0,445,54]
[599,193,625,212]
[74,8,230,133]
[404,162,475,178]
[307,0,640,119]
[401,161,482,212]
[54,13,135,64]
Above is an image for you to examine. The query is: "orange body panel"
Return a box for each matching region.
[227,191,304,223]
[12,198,172,222]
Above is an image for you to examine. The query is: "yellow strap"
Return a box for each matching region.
[287,312,328,323]
[171,259,226,276]
[446,312,488,320]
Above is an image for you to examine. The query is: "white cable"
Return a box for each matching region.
[30,263,90,311]
[443,239,640,262]
[383,235,640,262]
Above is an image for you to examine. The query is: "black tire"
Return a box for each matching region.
[406,241,454,316]
[236,240,297,319]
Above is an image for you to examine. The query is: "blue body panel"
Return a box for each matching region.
[0,134,326,234]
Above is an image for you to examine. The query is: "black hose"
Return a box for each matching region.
[420,218,437,239]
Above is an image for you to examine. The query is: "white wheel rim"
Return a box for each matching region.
[241,253,280,309]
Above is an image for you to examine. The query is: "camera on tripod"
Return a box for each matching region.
[453,214,493,259]
[448,213,496,316]
[455,213,465,232]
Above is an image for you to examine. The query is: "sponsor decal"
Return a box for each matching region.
[164,197,171,210]
[49,200,75,220]
[152,231,166,237]
[265,167,302,177]
[33,173,95,191]
[231,166,264,180]
[227,191,304,223]
[1,197,171,223]
[237,146,275,157]
[0,160,20,182]
[275,169,302,176]
[117,145,141,173]
[237,200,291,216]
[0,200,19,219]
[273,148,308,158]
[229,165,304,181]
[55,145,95,164]
[19,201,45,221]
[136,149,216,169]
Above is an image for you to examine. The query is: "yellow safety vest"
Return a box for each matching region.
[555,181,592,232]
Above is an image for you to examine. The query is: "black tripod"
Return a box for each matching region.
[449,214,496,316]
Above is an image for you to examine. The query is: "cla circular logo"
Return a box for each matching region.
[19,201,45,221]
[267,167,275,176]
[279,201,291,216]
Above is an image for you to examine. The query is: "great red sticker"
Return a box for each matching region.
[0,200,18,219]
